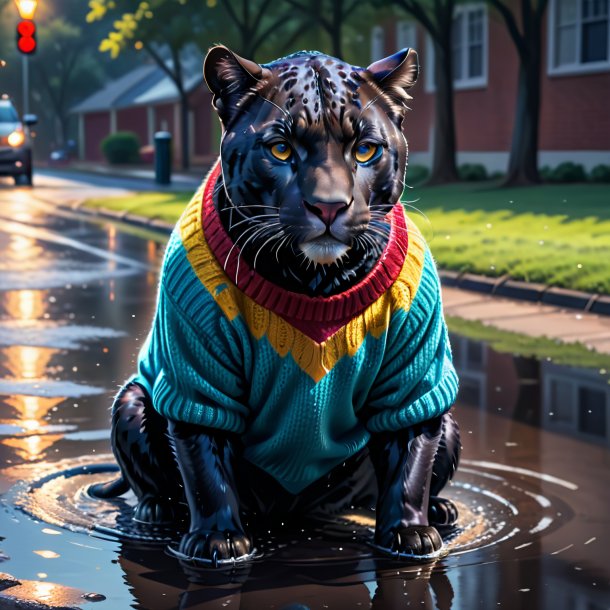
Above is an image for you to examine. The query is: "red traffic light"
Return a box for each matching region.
[16,20,36,55]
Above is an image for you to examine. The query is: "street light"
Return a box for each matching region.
[14,0,38,115]
[14,0,38,20]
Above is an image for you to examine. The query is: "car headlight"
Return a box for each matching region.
[8,130,25,147]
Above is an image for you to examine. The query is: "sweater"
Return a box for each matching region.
[135,162,459,494]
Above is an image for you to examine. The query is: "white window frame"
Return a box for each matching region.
[548,0,610,76]
[425,3,489,92]
[396,20,417,51]
[371,25,385,62]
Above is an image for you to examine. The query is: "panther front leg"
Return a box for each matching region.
[168,420,253,566]
[369,416,445,558]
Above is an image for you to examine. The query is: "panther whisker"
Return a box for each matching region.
[253,230,285,270]
[223,223,266,271]
[234,224,270,284]
[228,214,277,231]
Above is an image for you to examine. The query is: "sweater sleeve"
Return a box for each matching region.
[365,249,459,432]
[136,284,249,434]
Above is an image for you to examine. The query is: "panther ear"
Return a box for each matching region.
[366,48,419,96]
[203,45,271,125]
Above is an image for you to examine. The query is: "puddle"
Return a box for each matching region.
[0,198,608,608]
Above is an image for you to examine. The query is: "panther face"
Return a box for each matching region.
[204,46,419,296]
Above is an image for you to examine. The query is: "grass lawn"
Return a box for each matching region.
[83,181,610,294]
[407,182,610,294]
[84,191,193,224]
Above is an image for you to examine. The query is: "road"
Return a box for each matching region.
[0,172,608,609]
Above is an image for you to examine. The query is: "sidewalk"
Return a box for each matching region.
[442,286,610,355]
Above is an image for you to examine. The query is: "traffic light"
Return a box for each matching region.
[16,20,36,55]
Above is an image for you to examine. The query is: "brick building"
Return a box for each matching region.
[71,59,217,168]
[372,0,610,172]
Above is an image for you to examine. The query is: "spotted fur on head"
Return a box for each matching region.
[203,45,419,297]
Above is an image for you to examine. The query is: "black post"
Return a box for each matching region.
[154,131,172,185]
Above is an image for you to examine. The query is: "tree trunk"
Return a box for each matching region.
[179,91,190,171]
[330,0,343,58]
[504,44,542,185]
[428,37,459,184]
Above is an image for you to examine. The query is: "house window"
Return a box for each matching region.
[371,25,385,62]
[578,386,607,436]
[425,3,488,91]
[397,21,417,50]
[453,6,486,83]
[549,0,610,74]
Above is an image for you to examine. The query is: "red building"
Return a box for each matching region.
[372,0,610,172]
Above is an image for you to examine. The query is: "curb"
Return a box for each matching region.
[67,200,173,234]
[59,201,610,317]
[439,270,610,316]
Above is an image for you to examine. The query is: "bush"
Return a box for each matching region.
[458,163,488,181]
[101,131,141,164]
[405,164,429,185]
[589,164,610,183]
[539,165,552,181]
[489,170,506,181]
[548,161,586,183]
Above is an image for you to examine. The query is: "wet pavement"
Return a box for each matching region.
[0,175,609,609]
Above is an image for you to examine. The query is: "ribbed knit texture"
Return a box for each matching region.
[134,168,459,493]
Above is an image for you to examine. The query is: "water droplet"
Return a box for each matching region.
[82,593,106,602]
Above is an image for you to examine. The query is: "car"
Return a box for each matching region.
[0,98,37,186]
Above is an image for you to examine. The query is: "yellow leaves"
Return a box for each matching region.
[99,38,120,59]
[86,0,108,23]
[89,1,152,58]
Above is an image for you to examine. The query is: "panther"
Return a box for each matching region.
[90,45,461,566]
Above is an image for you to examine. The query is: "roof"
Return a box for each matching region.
[71,65,158,114]
[71,61,204,114]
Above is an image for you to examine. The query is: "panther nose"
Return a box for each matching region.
[304,200,350,226]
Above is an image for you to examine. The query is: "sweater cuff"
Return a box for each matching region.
[151,369,246,434]
[366,363,458,432]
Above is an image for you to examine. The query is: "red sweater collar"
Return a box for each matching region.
[201,162,409,334]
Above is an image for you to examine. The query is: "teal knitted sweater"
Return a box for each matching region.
[134,168,458,493]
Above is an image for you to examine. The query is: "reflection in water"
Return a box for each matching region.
[3,290,47,322]
[113,539,456,610]
[449,332,610,444]
[3,434,64,462]
[0,251,67,462]
[147,240,158,287]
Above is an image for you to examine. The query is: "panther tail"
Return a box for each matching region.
[88,476,130,499]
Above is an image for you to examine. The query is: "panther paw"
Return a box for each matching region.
[178,529,253,567]
[133,495,175,525]
[428,496,459,527]
[378,525,443,559]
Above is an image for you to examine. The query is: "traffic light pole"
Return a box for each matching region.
[22,55,29,115]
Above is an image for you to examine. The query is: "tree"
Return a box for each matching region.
[487,0,547,185]
[87,0,210,170]
[31,19,104,148]
[384,0,459,184]
[284,0,367,59]
[211,0,304,60]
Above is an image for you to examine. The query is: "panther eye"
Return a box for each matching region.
[354,143,381,165]
[269,142,292,162]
